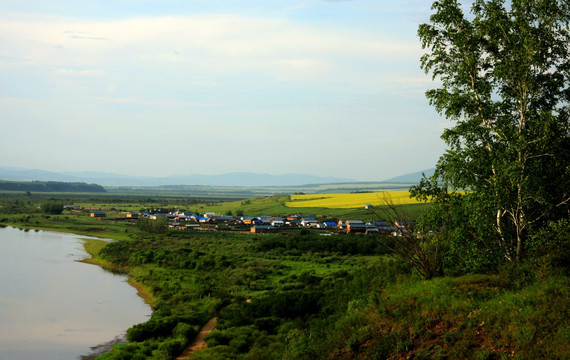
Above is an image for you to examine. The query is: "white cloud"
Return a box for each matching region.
[53,69,105,76]
[0,7,442,180]
[0,14,421,82]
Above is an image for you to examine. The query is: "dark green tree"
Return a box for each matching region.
[40,202,64,215]
[417,0,570,262]
[136,217,168,234]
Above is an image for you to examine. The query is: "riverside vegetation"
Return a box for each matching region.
[0,188,567,359]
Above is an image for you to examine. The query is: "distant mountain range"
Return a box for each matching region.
[0,167,435,187]
[382,168,435,183]
[0,167,355,187]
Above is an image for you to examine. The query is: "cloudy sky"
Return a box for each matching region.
[0,0,448,181]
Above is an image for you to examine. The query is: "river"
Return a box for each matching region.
[0,226,151,360]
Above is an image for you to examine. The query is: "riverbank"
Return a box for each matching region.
[1,223,157,312]
[0,226,152,360]
[79,237,156,309]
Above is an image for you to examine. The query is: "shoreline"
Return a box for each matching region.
[0,225,153,360]
[2,224,156,309]
[79,237,156,309]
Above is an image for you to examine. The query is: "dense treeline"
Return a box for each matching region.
[0,181,106,193]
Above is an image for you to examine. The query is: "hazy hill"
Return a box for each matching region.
[0,167,355,187]
[382,168,435,183]
[0,181,106,193]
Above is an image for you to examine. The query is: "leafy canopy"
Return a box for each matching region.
[417,0,570,263]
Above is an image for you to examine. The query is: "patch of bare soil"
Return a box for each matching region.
[176,317,218,360]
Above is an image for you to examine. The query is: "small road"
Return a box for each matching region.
[176,317,218,360]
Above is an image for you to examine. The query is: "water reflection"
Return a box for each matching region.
[0,227,151,360]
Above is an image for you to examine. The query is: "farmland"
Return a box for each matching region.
[287,191,421,208]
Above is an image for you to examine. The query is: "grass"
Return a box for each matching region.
[308,271,570,360]
[81,238,110,257]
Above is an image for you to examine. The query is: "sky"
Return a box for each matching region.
[0,0,450,181]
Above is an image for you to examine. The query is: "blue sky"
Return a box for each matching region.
[0,0,448,181]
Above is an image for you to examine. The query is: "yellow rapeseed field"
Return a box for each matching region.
[286,191,421,209]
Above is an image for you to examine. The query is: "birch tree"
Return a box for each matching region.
[418,0,570,262]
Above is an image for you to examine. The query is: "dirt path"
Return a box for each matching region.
[176,317,218,360]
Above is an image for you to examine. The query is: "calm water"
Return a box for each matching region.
[0,226,151,360]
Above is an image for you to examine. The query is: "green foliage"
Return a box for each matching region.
[126,314,200,342]
[418,0,570,263]
[136,217,168,234]
[40,201,64,215]
[287,268,569,360]
[254,233,388,256]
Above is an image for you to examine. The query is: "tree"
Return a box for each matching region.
[137,217,168,234]
[41,202,64,215]
[417,0,570,262]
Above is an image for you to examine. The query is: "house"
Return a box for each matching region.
[347,223,377,234]
[190,214,203,222]
[286,214,303,221]
[301,218,318,227]
[271,219,285,227]
[64,205,82,211]
[208,216,235,223]
[242,217,255,225]
[285,219,301,227]
[368,221,395,234]
[250,225,276,233]
[259,217,274,225]
[346,220,364,225]
[126,212,139,219]
[90,211,106,218]
[339,220,364,227]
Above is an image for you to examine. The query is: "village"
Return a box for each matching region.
[81,206,411,236]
